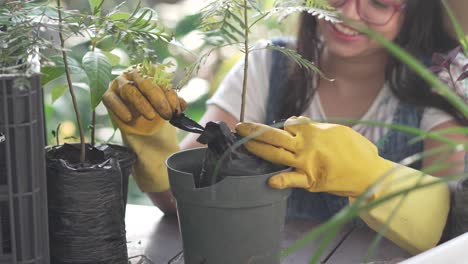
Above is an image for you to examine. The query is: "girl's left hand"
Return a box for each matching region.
[235,116,395,197]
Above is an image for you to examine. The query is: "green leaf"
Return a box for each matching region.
[68,40,92,63]
[82,51,112,110]
[102,51,121,66]
[442,0,468,55]
[128,1,142,20]
[96,35,116,51]
[89,0,104,16]
[41,56,85,85]
[51,84,68,103]
[247,0,263,13]
[41,65,64,86]
[174,13,202,38]
[108,11,130,21]
[44,73,89,103]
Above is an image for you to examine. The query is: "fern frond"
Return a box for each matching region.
[270,0,340,23]
[262,44,333,81]
[0,1,56,73]
[305,0,335,11]
[198,0,262,46]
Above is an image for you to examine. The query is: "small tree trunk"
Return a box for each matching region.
[57,0,86,162]
[240,0,249,122]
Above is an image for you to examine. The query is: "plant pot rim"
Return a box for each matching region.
[167,147,291,208]
[45,143,136,171]
[166,147,287,181]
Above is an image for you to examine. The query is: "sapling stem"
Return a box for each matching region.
[57,0,86,162]
[91,112,96,146]
[55,123,61,146]
[91,42,97,147]
[240,0,249,122]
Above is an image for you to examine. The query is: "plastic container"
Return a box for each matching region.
[167,148,291,264]
[46,147,128,264]
[0,74,50,264]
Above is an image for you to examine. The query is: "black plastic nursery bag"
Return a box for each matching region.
[46,145,128,264]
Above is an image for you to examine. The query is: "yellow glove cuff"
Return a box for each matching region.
[351,162,450,255]
[122,121,180,192]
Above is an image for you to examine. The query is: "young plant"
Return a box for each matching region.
[43,0,173,162]
[181,0,335,122]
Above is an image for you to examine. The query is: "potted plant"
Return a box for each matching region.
[40,0,173,262]
[0,1,51,263]
[164,1,336,263]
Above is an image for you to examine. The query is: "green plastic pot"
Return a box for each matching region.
[167,148,291,264]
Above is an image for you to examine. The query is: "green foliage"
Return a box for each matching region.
[89,0,105,16]
[174,13,202,38]
[441,0,468,55]
[42,0,173,110]
[69,0,172,63]
[152,64,174,89]
[180,0,335,89]
[39,0,176,155]
[198,0,250,45]
[42,54,89,103]
[140,59,174,89]
[270,0,339,23]
[0,0,55,74]
[263,44,330,80]
[82,51,112,109]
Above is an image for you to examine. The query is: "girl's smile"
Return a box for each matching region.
[328,22,365,42]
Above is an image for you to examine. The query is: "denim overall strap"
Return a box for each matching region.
[267,39,349,220]
[377,103,424,169]
[267,40,424,220]
[266,38,290,125]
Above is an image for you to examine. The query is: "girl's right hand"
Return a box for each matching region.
[102,64,187,135]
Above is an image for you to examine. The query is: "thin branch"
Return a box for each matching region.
[240,0,249,122]
[57,0,86,162]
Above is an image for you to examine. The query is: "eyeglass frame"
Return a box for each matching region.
[329,0,406,26]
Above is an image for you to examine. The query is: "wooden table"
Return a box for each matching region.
[125,204,411,264]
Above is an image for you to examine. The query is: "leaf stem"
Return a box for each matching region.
[91,111,96,146]
[240,0,249,122]
[91,42,97,146]
[57,0,86,162]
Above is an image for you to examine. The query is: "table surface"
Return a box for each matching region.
[125,204,411,264]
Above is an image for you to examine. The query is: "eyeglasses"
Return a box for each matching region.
[328,0,405,26]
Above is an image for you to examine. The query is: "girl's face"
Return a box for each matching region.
[318,0,406,59]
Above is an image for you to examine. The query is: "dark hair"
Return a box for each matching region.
[279,0,467,126]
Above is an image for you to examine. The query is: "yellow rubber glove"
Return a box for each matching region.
[102,64,186,192]
[235,116,450,254]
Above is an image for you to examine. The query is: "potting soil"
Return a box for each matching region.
[170,114,285,188]
[194,121,285,188]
